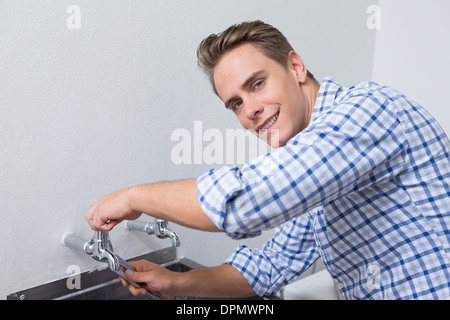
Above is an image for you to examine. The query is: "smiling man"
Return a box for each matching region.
[213,43,319,148]
[85,21,450,300]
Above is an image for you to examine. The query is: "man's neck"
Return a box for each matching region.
[304,76,321,125]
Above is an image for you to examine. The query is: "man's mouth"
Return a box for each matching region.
[258,112,279,131]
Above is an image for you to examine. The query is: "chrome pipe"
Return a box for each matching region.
[125,219,180,247]
[62,234,89,253]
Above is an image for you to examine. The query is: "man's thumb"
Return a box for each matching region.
[125,269,141,282]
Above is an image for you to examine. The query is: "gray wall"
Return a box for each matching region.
[372,0,450,135]
[1,0,379,298]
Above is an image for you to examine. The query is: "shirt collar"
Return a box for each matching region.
[311,77,342,121]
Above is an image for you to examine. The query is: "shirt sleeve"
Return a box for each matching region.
[196,92,408,239]
[225,212,320,296]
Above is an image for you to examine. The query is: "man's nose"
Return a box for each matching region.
[245,97,264,119]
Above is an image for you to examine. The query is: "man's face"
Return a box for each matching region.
[213,43,312,147]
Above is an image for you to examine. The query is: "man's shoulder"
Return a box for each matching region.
[336,80,399,103]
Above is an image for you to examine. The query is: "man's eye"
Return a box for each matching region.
[233,101,243,110]
[254,80,264,90]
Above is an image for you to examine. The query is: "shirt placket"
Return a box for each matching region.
[311,207,348,299]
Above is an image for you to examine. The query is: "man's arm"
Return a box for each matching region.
[121,260,257,298]
[85,179,220,232]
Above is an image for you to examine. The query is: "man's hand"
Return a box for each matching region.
[120,260,257,299]
[119,260,180,298]
[85,187,142,231]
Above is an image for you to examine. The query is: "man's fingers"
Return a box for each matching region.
[128,285,148,296]
[124,269,144,283]
[119,276,148,297]
[118,261,165,297]
[127,259,154,272]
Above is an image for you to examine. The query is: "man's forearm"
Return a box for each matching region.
[128,179,220,232]
[173,264,257,298]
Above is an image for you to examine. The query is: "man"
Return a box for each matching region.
[85,21,450,299]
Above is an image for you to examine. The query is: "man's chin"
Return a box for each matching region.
[265,129,281,148]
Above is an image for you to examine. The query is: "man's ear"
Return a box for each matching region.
[288,51,308,84]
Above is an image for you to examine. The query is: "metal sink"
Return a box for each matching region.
[65,260,205,300]
[62,260,202,300]
[6,247,266,300]
[7,247,196,300]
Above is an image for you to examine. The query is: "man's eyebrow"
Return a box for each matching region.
[241,70,266,90]
[224,70,266,109]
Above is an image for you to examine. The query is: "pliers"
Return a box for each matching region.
[86,231,163,300]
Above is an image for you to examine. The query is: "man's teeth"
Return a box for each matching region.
[261,114,278,130]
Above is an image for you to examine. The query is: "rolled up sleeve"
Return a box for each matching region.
[196,165,262,239]
[225,212,320,296]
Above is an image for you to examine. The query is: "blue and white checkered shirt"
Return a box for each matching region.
[196,78,450,299]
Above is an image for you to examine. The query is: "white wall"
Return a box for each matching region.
[372,0,450,136]
[0,0,376,298]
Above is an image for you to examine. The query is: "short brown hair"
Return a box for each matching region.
[197,20,316,95]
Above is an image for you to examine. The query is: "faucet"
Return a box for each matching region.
[84,231,119,271]
[63,231,122,272]
[125,219,180,247]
